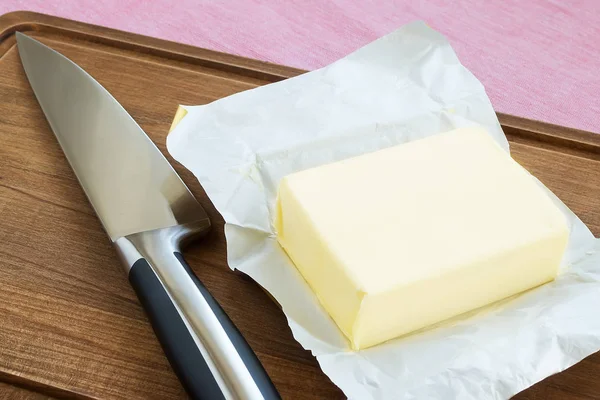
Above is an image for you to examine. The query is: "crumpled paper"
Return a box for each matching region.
[167,21,600,399]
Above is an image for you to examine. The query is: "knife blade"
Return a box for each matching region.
[16,32,280,400]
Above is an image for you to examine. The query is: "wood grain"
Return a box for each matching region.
[0,381,58,400]
[0,11,598,400]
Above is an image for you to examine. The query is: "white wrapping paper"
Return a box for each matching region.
[167,22,600,399]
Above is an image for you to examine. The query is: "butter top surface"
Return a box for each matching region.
[280,127,568,294]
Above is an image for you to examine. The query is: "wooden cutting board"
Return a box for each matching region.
[0,11,599,400]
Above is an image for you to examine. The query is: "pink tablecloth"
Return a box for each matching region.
[2,1,599,133]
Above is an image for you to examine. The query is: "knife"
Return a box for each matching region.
[16,33,280,400]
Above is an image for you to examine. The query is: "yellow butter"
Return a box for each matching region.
[169,105,188,133]
[275,127,569,350]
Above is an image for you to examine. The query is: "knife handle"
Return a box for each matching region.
[127,251,280,400]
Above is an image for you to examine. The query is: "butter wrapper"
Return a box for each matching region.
[167,22,600,399]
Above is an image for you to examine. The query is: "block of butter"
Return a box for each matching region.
[274,127,569,350]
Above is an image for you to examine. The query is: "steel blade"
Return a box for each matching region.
[17,33,207,241]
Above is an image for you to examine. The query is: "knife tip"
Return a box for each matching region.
[15,31,28,47]
[15,31,39,48]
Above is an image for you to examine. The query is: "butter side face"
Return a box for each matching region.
[275,127,569,350]
[276,179,365,339]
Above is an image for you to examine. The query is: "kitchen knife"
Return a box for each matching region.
[16,32,280,400]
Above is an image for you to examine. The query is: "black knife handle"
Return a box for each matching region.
[128,253,280,400]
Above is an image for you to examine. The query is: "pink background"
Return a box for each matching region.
[2,1,599,133]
